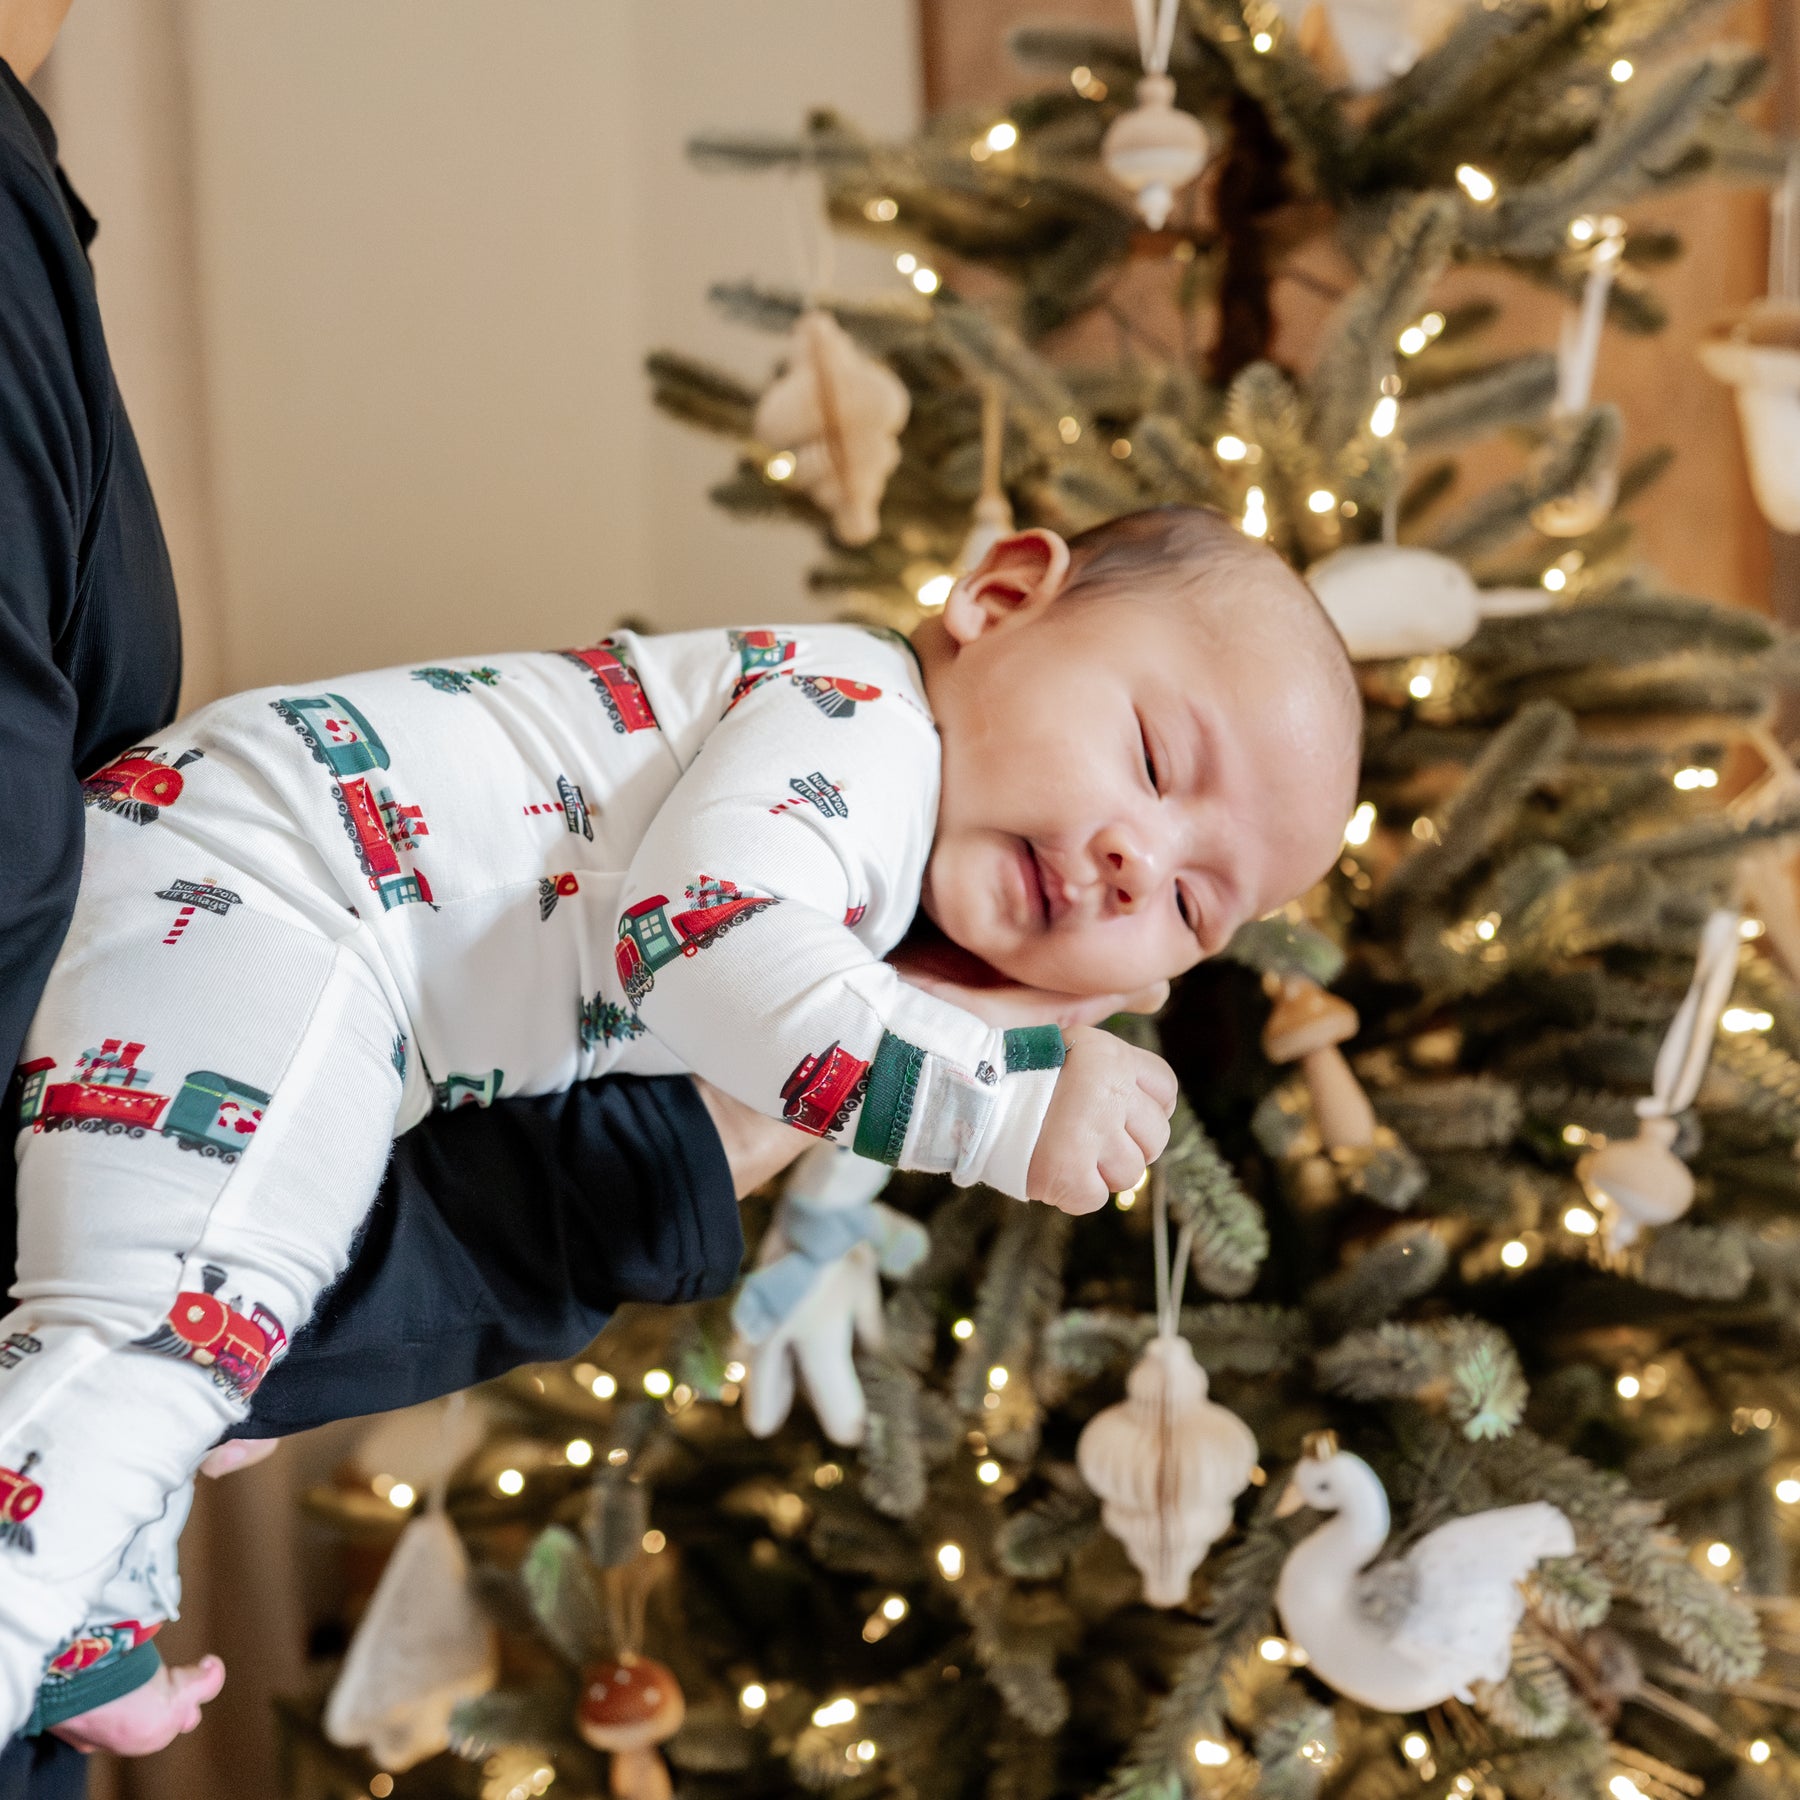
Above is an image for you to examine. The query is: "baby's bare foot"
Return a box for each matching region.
[49,1655,225,1755]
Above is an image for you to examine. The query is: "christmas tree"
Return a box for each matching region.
[282,5,1800,1799]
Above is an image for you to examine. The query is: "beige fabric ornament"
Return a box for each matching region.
[955,383,1014,575]
[1275,1434,1573,1712]
[1077,1166,1258,1605]
[753,309,910,546]
[1579,907,1741,1250]
[1305,543,1549,661]
[323,1509,497,1770]
[1531,225,1624,538]
[1261,973,1376,1150]
[1102,0,1209,230]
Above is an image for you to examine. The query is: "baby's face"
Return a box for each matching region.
[918,579,1357,998]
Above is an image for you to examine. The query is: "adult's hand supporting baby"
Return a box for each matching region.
[1028,1026,1179,1215]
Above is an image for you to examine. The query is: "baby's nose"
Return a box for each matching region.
[1095,832,1160,909]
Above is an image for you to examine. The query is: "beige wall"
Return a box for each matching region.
[36,8,919,1797]
[50,0,921,706]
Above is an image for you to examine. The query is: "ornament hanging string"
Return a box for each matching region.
[780,157,837,307]
[1149,1160,1195,1340]
[1640,906,1742,1121]
[1555,223,1626,417]
[1129,0,1182,78]
[1771,146,1800,308]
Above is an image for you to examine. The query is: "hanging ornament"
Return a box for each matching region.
[1260,973,1377,1150]
[1274,1432,1573,1712]
[1271,0,1474,95]
[324,1401,496,1771]
[955,382,1014,575]
[576,1653,686,1800]
[1735,728,1800,988]
[1578,907,1741,1250]
[1701,149,1800,533]
[1305,543,1549,661]
[732,1142,928,1446]
[754,309,911,546]
[1077,1164,1258,1605]
[1530,220,1625,538]
[1102,0,1210,230]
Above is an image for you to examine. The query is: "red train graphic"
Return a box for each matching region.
[796,676,881,720]
[726,630,797,709]
[18,1043,269,1162]
[539,872,580,920]
[133,1263,287,1403]
[0,1453,42,1554]
[46,1621,158,1679]
[337,778,434,910]
[614,876,777,1004]
[82,746,203,826]
[780,1041,872,1139]
[559,641,658,734]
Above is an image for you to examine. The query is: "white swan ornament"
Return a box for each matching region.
[1274,1435,1574,1712]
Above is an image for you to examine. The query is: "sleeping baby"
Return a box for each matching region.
[1,504,1360,1742]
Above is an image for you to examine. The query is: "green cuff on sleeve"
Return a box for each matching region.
[1003,1025,1065,1073]
[27,1639,163,1736]
[853,1031,923,1166]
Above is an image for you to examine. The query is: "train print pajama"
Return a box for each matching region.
[1,623,1064,1734]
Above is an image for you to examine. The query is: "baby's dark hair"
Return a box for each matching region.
[1061,505,1362,775]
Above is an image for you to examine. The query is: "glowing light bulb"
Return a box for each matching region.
[387,1481,416,1510]
[764,452,796,482]
[1542,566,1568,592]
[916,573,954,610]
[1112,438,1133,460]
[1058,415,1081,444]
[895,252,917,275]
[1741,918,1766,940]
[912,266,941,295]
[988,1366,1009,1390]
[741,1683,768,1712]
[1616,1373,1641,1399]
[1750,1739,1772,1764]
[1370,394,1400,437]
[642,1528,666,1554]
[813,1697,858,1728]
[1706,1540,1733,1567]
[1258,1637,1287,1662]
[986,121,1019,152]
[1475,915,1498,941]
[1195,1739,1233,1766]
[1242,487,1269,540]
[496,1467,525,1496]
[607,1447,629,1466]
[854,1740,878,1762]
[1397,326,1429,356]
[724,1360,746,1383]
[1456,164,1497,203]
[1308,488,1336,514]
[882,1595,908,1621]
[978,1460,1002,1484]
[863,196,898,222]
[1344,801,1376,847]
[1251,29,1274,51]
[591,1370,617,1398]
[1564,1206,1599,1237]
[1672,766,1718,790]
[1610,1778,1646,1800]
[1215,434,1248,462]
[1408,671,1434,700]
[952,1318,974,1340]
[1422,311,1446,337]
[1777,1478,1800,1504]
[1402,1734,1430,1762]
[1500,1239,1529,1269]
[1570,216,1597,244]
[565,1439,593,1467]
[1610,58,1634,82]
[1722,1008,1775,1034]
[643,1368,673,1397]
[1562,1124,1590,1146]
[937,1542,965,1580]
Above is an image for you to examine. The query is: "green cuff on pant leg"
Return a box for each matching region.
[26,1640,162,1736]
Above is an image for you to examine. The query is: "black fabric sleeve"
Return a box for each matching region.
[0,148,99,1094]
[241,1074,744,1437]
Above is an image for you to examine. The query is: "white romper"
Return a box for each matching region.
[0,624,1064,1732]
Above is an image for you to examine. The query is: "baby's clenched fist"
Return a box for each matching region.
[1027,1027,1178,1214]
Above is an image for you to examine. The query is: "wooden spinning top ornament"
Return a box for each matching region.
[1261,972,1376,1150]
[577,1652,685,1800]
[1102,0,1210,230]
[753,309,910,546]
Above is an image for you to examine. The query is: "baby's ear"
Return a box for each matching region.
[943,529,1072,643]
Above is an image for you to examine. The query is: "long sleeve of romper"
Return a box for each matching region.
[617,667,1062,1200]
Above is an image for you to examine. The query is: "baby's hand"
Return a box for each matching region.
[49,1655,225,1756]
[1027,1026,1177,1214]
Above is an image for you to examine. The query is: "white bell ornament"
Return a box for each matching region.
[1101,0,1210,230]
[1275,1434,1573,1712]
[1305,543,1549,662]
[753,308,911,547]
[1578,907,1741,1251]
[1270,0,1473,94]
[1700,304,1800,534]
[1076,1163,1258,1605]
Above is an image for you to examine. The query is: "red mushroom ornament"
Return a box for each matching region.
[576,1653,685,1800]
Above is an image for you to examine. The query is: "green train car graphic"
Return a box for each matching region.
[18,1042,269,1162]
[613,877,776,1004]
[270,692,389,776]
[432,1069,505,1111]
